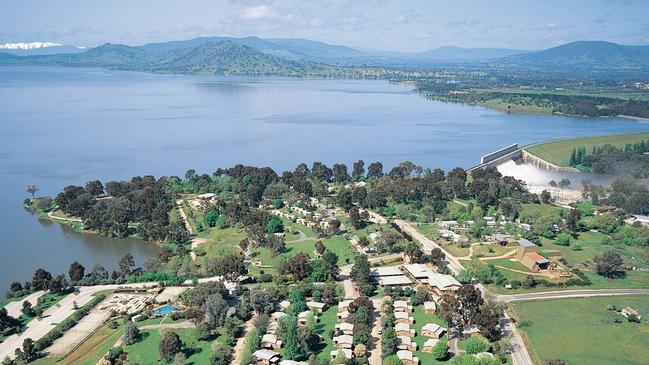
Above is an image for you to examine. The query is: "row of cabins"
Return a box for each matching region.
[253,301,326,365]
[439,216,501,230]
[390,299,449,365]
[270,209,333,231]
[392,300,419,365]
[331,300,354,361]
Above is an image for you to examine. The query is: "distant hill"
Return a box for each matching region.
[140,36,374,65]
[150,41,331,75]
[501,41,649,69]
[415,46,530,61]
[0,40,373,77]
[2,37,647,74]
[137,37,527,66]
[0,43,83,56]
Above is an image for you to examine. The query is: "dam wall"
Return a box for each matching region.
[520,150,580,172]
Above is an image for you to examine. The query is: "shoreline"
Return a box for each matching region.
[26,203,160,246]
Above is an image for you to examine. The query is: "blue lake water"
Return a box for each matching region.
[1,66,648,294]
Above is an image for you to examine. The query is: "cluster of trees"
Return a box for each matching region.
[350,255,376,296]
[576,142,649,178]
[439,285,501,340]
[54,176,182,242]
[277,249,340,282]
[598,177,649,215]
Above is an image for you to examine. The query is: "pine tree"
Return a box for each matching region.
[569,148,576,166]
[282,317,307,360]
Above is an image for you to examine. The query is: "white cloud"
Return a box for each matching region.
[241,5,275,20]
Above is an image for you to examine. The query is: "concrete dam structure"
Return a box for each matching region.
[468,142,578,173]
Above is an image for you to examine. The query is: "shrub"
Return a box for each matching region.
[464,336,490,354]
[431,339,450,360]
[555,233,571,246]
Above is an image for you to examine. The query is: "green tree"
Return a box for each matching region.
[123,321,141,345]
[210,343,233,365]
[204,210,220,227]
[381,326,397,357]
[431,339,450,360]
[159,331,183,362]
[555,233,571,246]
[266,216,284,234]
[282,317,308,360]
[595,250,625,278]
[289,288,307,314]
[464,336,490,354]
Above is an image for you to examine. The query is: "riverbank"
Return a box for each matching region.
[525,132,649,167]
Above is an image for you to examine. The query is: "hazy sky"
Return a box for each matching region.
[2,0,648,52]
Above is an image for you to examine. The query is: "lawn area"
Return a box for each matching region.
[539,231,648,268]
[526,132,649,167]
[123,327,217,364]
[484,97,554,114]
[410,304,449,364]
[198,227,246,256]
[510,295,649,365]
[313,306,337,360]
[471,244,513,258]
[323,235,357,266]
[439,241,470,257]
[519,203,563,220]
[284,219,319,238]
[414,223,439,237]
[250,238,317,270]
[487,258,532,272]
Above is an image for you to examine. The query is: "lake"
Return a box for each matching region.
[1,66,648,294]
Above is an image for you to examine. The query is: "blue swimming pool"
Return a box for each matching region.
[153,305,182,317]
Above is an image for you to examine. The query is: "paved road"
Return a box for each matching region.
[4,291,45,318]
[392,219,464,274]
[368,297,384,365]
[501,312,534,365]
[495,288,649,303]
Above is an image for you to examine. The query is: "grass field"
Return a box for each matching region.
[511,296,649,365]
[314,306,337,360]
[323,235,357,266]
[526,132,649,166]
[483,98,554,114]
[123,327,218,364]
[410,304,449,364]
[519,203,564,220]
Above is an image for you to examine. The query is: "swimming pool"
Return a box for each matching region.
[153,305,182,317]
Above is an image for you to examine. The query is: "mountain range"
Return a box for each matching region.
[1,37,648,75]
